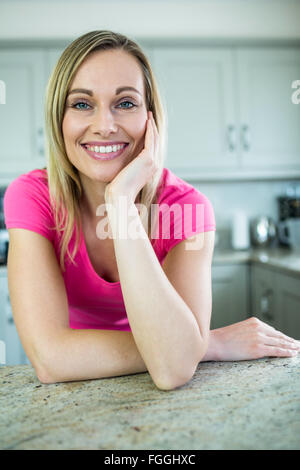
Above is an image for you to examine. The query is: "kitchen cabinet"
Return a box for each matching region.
[0,50,48,176]
[0,267,29,366]
[250,264,279,329]
[276,271,300,339]
[251,263,300,338]
[1,44,300,182]
[211,264,250,329]
[237,48,300,171]
[152,48,238,174]
[152,46,300,180]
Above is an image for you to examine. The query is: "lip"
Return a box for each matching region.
[81,143,129,161]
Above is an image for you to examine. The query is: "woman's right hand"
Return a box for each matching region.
[211,316,300,361]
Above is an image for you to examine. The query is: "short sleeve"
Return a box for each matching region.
[153,185,216,256]
[3,171,55,243]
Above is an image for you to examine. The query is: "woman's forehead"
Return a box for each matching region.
[71,49,145,95]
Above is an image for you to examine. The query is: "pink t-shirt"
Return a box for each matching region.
[4,167,216,331]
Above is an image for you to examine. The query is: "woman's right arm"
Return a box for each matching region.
[7,228,147,384]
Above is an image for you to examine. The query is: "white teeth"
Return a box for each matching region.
[86,143,126,153]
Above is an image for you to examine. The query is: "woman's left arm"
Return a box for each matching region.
[105,195,214,390]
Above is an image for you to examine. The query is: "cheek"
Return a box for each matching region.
[129,115,147,143]
[62,114,83,142]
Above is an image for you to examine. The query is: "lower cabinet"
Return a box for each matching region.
[211,264,250,329]
[0,268,29,366]
[250,264,279,329]
[274,271,300,339]
[251,264,300,339]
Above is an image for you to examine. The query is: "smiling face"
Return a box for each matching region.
[62,48,148,183]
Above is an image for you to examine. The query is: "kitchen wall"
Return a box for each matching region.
[194,179,300,249]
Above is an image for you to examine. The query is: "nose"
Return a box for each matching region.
[90,107,118,137]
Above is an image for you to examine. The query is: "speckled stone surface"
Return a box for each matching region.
[1,356,300,450]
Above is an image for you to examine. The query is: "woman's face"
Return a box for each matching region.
[62,49,148,183]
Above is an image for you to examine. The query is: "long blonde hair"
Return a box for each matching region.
[44,30,168,272]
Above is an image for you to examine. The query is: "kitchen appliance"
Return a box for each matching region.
[0,186,8,264]
[277,194,300,247]
[250,216,277,247]
[231,210,250,250]
[278,219,300,250]
[0,229,9,264]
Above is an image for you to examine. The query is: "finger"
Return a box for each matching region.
[257,320,299,344]
[151,114,159,156]
[265,327,300,345]
[144,116,154,154]
[261,334,300,350]
[149,112,158,159]
[262,345,298,357]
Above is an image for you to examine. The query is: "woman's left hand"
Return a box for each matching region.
[104,111,159,205]
[210,316,300,362]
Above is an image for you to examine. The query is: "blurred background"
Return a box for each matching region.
[0,0,300,365]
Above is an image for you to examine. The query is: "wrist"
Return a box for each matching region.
[105,196,140,240]
[200,329,221,362]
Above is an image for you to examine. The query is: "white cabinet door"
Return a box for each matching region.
[152,48,238,177]
[0,50,48,176]
[236,47,300,171]
[45,47,65,81]
[211,264,249,329]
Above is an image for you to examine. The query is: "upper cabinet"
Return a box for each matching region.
[0,49,47,176]
[0,44,299,183]
[152,48,239,173]
[237,48,300,173]
[152,46,300,180]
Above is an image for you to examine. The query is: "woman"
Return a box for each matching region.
[4,31,299,390]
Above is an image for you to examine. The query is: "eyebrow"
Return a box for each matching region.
[68,86,142,97]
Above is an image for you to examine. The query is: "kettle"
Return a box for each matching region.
[250,216,277,247]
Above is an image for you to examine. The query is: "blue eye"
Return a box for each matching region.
[117,101,136,109]
[71,101,90,110]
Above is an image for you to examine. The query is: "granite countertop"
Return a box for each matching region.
[1,356,299,450]
[213,247,300,278]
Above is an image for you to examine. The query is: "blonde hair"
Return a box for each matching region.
[44,30,168,272]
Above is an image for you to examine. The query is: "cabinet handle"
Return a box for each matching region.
[6,294,14,324]
[260,289,274,322]
[226,125,237,152]
[241,124,250,151]
[6,310,14,325]
[36,127,45,157]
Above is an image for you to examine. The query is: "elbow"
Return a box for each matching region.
[152,336,207,391]
[35,362,57,384]
[31,350,58,384]
[153,362,198,391]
